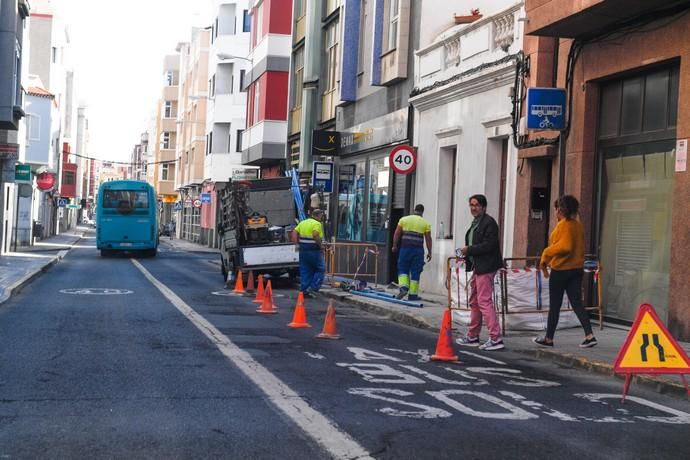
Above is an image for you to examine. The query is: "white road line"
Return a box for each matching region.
[457,350,507,365]
[131,259,372,460]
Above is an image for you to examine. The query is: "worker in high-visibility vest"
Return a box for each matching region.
[392,204,432,301]
[291,209,325,298]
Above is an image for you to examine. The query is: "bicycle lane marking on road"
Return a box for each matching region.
[130,259,373,460]
[336,346,690,424]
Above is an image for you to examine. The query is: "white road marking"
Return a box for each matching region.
[348,388,452,419]
[336,363,425,384]
[305,352,326,360]
[427,390,539,420]
[131,259,372,460]
[574,393,690,425]
[457,350,507,365]
[59,288,133,295]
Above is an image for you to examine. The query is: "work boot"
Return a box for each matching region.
[407,294,420,301]
[396,287,409,299]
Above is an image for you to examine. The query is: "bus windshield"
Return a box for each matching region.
[102,190,150,214]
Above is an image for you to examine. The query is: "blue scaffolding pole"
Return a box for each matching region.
[288,167,306,221]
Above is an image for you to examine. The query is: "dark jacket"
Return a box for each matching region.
[464,213,504,274]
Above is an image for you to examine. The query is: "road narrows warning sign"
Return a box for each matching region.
[613,303,690,401]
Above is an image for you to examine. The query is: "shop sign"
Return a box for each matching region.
[339,108,408,156]
[312,130,341,156]
[526,87,566,130]
[231,168,260,180]
[15,164,31,182]
[312,161,334,193]
[675,139,688,172]
[0,143,19,160]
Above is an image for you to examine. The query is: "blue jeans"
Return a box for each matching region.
[299,249,325,292]
[398,247,425,282]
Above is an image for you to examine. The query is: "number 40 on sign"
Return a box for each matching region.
[389,145,417,175]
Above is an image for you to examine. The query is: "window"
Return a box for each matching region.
[295,0,306,19]
[367,157,390,243]
[162,132,170,149]
[337,161,365,240]
[209,74,216,97]
[208,131,213,155]
[358,0,369,75]
[13,41,21,107]
[51,47,58,63]
[243,10,251,32]
[325,20,340,92]
[161,163,170,180]
[236,129,244,152]
[28,113,40,141]
[64,171,75,185]
[166,71,174,86]
[164,101,173,118]
[387,0,399,51]
[325,0,342,16]
[292,48,304,107]
[437,147,456,239]
[255,3,264,42]
[253,82,261,124]
[240,70,246,92]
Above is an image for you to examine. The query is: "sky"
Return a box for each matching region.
[50,0,214,163]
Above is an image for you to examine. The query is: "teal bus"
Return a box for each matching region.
[96,180,159,257]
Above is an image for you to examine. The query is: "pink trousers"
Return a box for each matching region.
[467,272,501,341]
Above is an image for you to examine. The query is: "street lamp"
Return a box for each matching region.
[216,53,252,62]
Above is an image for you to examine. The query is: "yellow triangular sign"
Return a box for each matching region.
[614,304,690,374]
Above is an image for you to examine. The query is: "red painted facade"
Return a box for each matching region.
[60,143,77,199]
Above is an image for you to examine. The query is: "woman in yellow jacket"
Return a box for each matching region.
[534,195,597,348]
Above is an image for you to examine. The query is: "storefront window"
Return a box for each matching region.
[337,161,365,240]
[367,157,390,243]
[598,141,674,323]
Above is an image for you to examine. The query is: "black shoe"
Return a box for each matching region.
[303,290,316,299]
[579,337,598,348]
[407,294,420,301]
[395,289,409,300]
[533,336,553,347]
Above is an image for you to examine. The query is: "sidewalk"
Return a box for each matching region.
[4,233,689,399]
[0,226,84,303]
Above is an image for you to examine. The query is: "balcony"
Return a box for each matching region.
[526,0,690,38]
[414,4,522,93]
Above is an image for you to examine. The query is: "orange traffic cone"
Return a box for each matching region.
[253,275,265,304]
[233,270,245,294]
[317,301,340,339]
[288,292,311,328]
[256,280,278,314]
[431,309,459,362]
[246,271,255,293]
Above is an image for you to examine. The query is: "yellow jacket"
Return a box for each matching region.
[540,218,585,271]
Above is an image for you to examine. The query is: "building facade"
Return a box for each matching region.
[174,28,210,242]
[409,1,524,295]
[242,0,292,178]
[517,0,690,338]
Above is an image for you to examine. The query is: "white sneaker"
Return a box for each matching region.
[456,336,480,347]
[479,338,505,351]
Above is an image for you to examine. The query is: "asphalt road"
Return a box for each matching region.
[0,231,687,459]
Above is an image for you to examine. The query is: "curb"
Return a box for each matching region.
[0,234,82,306]
[323,289,690,400]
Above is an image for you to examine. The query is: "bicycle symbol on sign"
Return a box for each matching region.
[531,104,562,129]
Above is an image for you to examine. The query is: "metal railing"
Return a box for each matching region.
[447,255,604,334]
[324,242,379,285]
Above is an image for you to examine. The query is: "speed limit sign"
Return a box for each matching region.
[389,145,417,175]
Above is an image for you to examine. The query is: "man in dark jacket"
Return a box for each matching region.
[456,194,505,351]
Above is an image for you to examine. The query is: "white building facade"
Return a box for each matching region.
[409,1,524,295]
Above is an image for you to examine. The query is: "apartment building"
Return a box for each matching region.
[174,28,210,242]
[242,0,292,178]
[409,1,524,295]
[0,0,30,253]
[153,55,180,229]
[517,0,690,337]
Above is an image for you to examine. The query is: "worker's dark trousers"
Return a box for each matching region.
[299,249,325,292]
